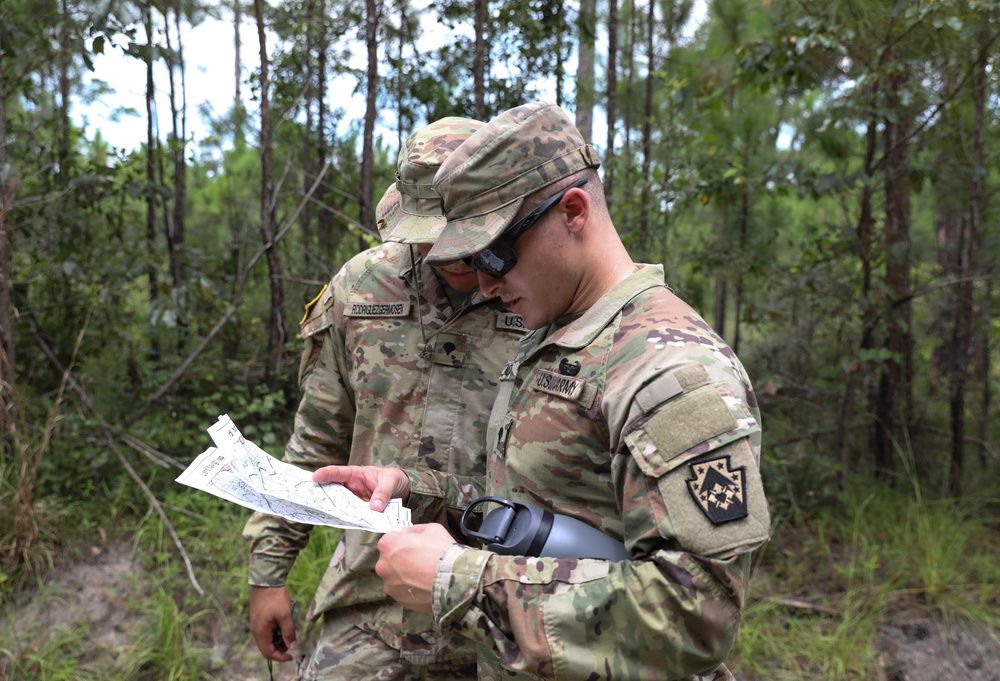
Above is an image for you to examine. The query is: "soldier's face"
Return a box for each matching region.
[475,211,579,329]
[417,244,480,292]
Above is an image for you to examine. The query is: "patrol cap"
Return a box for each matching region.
[426,101,601,264]
[377,116,485,244]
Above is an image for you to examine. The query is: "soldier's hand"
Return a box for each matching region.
[375,523,454,613]
[249,585,297,662]
[312,464,411,511]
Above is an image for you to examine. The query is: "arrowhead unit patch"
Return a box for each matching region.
[685,455,748,525]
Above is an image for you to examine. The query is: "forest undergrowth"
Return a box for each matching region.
[1,472,998,680]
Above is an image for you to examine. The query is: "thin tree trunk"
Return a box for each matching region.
[575,0,596,141]
[173,0,187,293]
[0,47,14,400]
[233,0,245,142]
[876,75,913,484]
[638,0,654,253]
[254,0,285,386]
[316,0,332,255]
[734,165,749,355]
[394,0,406,148]
[836,114,878,493]
[473,0,486,119]
[302,0,315,249]
[359,0,379,232]
[144,8,161,362]
[604,0,617,206]
[58,0,72,175]
[623,0,636,207]
[554,4,564,109]
[971,34,989,469]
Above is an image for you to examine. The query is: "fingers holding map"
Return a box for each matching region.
[176,414,411,532]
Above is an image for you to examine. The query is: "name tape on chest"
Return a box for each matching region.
[496,312,527,332]
[344,301,411,318]
[532,368,586,401]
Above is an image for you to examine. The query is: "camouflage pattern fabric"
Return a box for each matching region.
[379,116,485,245]
[427,101,601,265]
[296,611,477,681]
[242,242,525,669]
[414,265,770,680]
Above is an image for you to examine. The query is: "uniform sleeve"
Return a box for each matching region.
[429,371,770,679]
[404,469,486,537]
[242,274,357,587]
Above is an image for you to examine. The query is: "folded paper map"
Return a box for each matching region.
[176,414,411,532]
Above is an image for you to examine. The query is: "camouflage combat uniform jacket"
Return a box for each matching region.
[242,242,525,665]
[408,264,771,680]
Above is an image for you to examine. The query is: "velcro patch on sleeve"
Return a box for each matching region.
[631,386,738,477]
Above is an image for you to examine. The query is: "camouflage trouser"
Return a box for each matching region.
[295,613,478,681]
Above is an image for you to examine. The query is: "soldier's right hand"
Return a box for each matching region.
[313,464,411,511]
[249,585,297,662]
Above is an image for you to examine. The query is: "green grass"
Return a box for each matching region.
[732,484,1000,680]
[3,473,998,680]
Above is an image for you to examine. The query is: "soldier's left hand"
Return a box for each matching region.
[376,523,455,613]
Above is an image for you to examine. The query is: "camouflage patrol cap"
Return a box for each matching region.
[426,101,601,264]
[378,116,485,244]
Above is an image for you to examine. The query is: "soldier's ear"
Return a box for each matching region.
[561,187,589,235]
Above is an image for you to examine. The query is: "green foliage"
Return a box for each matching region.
[734,483,1000,679]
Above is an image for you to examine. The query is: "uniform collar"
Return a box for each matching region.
[536,264,666,350]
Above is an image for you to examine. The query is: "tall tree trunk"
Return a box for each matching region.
[255,0,285,386]
[58,0,72,175]
[876,76,913,483]
[395,3,404,149]
[0,50,14,401]
[638,0,654,253]
[302,0,316,249]
[554,4,565,109]
[144,8,161,362]
[233,0,245,142]
[575,0,596,141]
[604,0,618,206]
[166,2,187,300]
[316,0,332,256]
[473,0,486,119]
[623,0,636,209]
[836,113,878,493]
[733,157,749,355]
[359,0,379,232]
[971,33,989,469]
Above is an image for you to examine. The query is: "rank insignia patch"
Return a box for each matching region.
[686,455,748,525]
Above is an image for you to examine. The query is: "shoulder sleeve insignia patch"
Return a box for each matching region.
[299,284,328,326]
[685,455,748,525]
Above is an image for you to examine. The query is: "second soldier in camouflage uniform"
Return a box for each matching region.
[242,117,526,680]
[315,102,772,680]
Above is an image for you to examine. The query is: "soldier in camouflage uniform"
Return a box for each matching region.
[313,102,771,680]
[242,117,527,680]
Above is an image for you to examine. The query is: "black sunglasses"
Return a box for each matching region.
[463,177,589,279]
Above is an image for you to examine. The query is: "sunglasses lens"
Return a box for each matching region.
[468,243,515,278]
